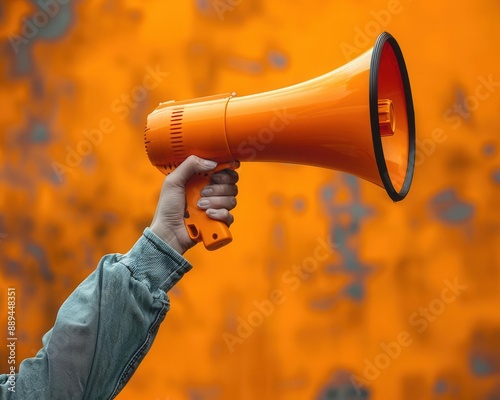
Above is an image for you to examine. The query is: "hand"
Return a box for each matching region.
[150,155,239,255]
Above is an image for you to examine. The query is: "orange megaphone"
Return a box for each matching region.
[145,32,416,250]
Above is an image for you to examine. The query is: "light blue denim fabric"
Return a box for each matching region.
[0,228,192,400]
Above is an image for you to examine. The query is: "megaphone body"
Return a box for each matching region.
[145,32,416,250]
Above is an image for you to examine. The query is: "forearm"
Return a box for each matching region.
[0,228,191,400]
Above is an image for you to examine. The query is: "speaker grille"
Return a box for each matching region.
[144,125,151,156]
[170,107,187,160]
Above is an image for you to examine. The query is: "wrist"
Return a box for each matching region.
[150,223,185,255]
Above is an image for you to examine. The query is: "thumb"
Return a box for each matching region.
[167,155,217,187]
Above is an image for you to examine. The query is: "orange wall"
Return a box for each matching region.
[1,1,500,399]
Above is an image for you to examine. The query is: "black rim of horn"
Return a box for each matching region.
[369,31,416,202]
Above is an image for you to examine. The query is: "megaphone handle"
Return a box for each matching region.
[184,162,239,251]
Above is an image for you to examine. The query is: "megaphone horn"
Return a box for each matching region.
[145,31,416,250]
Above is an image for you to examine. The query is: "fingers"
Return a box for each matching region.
[206,208,235,227]
[211,169,239,185]
[201,183,238,197]
[197,196,237,211]
[166,155,217,188]
[199,168,239,227]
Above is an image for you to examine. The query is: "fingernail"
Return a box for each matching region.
[207,209,217,216]
[201,187,213,196]
[197,199,210,208]
[203,160,217,169]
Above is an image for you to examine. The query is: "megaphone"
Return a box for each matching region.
[145,32,415,250]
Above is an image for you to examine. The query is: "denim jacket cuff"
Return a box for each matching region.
[119,228,193,293]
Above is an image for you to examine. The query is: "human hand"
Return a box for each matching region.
[150,155,239,255]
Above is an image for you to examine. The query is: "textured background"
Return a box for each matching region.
[1,1,500,399]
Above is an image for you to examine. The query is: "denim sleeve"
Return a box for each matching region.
[0,228,192,400]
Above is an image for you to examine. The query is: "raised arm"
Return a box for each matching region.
[0,156,238,400]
